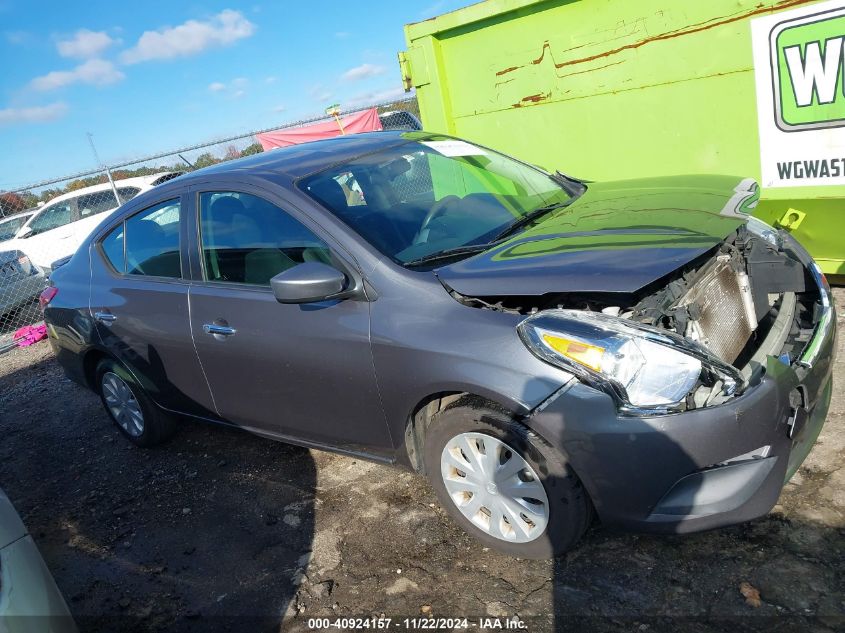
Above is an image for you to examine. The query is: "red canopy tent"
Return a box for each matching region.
[256,108,383,150]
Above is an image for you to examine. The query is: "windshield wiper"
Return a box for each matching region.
[403,200,572,268]
[403,243,493,268]
[491,201,570,242]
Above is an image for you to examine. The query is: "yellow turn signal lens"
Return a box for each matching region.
[541,334,605,372]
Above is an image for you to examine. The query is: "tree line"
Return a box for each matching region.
[0,142,264,218]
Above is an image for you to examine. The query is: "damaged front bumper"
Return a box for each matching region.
[528,258,836,534]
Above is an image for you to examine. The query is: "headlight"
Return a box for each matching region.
[745,216,783,249]
[518,310,745,414]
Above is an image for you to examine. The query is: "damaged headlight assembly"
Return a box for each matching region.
[745,216,783,249]
[518,310,747,414]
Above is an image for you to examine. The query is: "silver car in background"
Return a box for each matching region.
[0,212,46,318]
[0,249,45,317]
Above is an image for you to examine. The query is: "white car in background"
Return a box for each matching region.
[4,172,181,273]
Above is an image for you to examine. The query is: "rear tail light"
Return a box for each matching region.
[39,286,58,309]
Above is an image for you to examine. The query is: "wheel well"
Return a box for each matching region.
[82,349,111,393]
[404,392,512,474]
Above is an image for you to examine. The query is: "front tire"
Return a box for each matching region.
[96,358,176,447]
[423,403,591,558]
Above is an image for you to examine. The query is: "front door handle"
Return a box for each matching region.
[94,311,117,323]
[203,324,236,337]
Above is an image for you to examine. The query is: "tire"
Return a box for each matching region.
[96,358,176,447]
[423,403,591,559]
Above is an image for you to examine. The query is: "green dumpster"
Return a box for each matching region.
[399,0,845,276]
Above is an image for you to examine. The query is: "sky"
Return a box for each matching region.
[0,0,473,190]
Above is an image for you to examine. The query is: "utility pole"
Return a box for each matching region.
[87,133,120,206]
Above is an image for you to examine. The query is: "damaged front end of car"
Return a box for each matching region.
[435,206,834,532]
[445,216,830,417]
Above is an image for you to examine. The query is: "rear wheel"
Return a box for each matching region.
[96,358,176,447]
[423,403,591,558]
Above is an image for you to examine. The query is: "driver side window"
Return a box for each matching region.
[199,191,332,286]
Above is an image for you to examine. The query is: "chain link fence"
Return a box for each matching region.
[0,96,421,351]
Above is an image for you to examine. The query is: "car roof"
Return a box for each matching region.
[176,131,434,182]
[41,171,178,207]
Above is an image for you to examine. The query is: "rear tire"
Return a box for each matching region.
[96,358,176,447]
[423,403,591,558]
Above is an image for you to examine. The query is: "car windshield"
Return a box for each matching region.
[300,137,578,266]
[0,214,31,242]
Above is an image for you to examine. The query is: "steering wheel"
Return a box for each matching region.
[413,195,460,246]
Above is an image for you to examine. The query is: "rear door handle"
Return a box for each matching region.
[203,324,236,337]
[94,311,117,323]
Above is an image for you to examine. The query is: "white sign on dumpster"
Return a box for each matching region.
[751,0,845,188]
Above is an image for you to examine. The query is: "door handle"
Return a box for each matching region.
[94,311,117,323]
[203,324,236,337]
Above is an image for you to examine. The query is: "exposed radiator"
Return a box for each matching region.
[675,255,757,364]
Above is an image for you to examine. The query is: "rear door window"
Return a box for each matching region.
[77,190,121,219]
[118,187,141,203]
[77,187,142,220]
[101,225,124,272]
[101,199,181,278]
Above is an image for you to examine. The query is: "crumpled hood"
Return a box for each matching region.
[436,175,758,298]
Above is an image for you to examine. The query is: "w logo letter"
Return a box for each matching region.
[771,6,845,132]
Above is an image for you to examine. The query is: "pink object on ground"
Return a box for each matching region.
[13,324,48,347]
[256,108,383,150]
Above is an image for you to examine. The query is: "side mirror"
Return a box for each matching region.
[17,225,32,239]
[270,262,347,304]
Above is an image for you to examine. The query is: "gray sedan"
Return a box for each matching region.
[42,132,834,558]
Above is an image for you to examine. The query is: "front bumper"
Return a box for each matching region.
[528,264,836,534]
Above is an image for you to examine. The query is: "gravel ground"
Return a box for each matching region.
[0,290,842,632]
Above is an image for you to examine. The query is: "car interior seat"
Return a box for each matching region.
[126,220,174,276]
[307,178,350,217]
[235,198,299,285]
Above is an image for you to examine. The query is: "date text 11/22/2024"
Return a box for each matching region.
[306,616,528,630]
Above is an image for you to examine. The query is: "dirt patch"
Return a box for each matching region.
[0,290,842,632]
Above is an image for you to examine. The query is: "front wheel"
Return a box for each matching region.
[423,404,591,558]
[96,358,176,447]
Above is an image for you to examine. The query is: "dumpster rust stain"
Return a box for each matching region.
[496,66,521,77]
[508,67,750,111]
[512,92,552,107]
[507,60,625,106]
[556,59,624,81]
[522,93,547,102]
[494,0,816,77]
